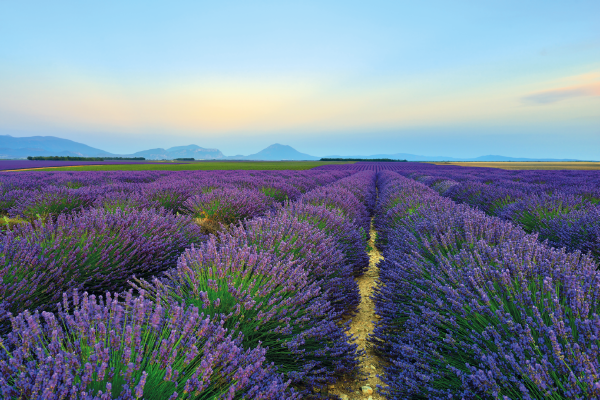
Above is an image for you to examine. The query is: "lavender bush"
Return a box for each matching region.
[0,290,295,399]
[133,237,361,392]
[0,207,205,326]
[277,201,370,276]
[539,207,600,260]
[0,190,26,215]
[183,187,274,233]
[333,171,377,215]
[218,213,360,316]
[301,185,370,236]
[9,186,99,220]
[500,193,594,233]
[92,191,155,213]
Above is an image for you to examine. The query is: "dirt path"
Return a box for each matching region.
[330,221,386,399]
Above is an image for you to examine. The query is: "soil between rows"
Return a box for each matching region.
[329,220,386,400]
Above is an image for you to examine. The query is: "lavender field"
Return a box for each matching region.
[0,161,185,171]
[0,163,599,399]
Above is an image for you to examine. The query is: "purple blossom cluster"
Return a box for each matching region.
[0,290,295,399]
[276,201,370,276]
[0,207,205,329]
[133,237,360,394]
[300,171,376,239]
[184,187,275,228]
[217,212,360,316]
[370,171,600,399]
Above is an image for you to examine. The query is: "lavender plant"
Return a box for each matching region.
[277,201,370,276]
[0,290,295,399]
[0,207,206,326]
[133,237,361,392]
[539,207,600,261]
[333,171,378,215]
[9,186,99,220]
[501,193,594,233]
[92,191,155,213]
[217,213,360,316]
[183,187,274,233]
[301,185,370,236]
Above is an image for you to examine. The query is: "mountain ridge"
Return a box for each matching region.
[0,135,591,161]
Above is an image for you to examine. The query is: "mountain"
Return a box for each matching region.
[0,135,113,158]
[131,145,225,160]
[0,134,589,161]
[238,144,319,160]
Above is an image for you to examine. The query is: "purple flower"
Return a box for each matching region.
[0,291,296,399]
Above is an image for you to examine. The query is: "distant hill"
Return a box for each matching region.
[0,134,589,161]
[131,145,225,160]
[235,144,319,160]
[0,135,113,158]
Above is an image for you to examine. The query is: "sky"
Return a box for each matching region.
[1,0,599,158]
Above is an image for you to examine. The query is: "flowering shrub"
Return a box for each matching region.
[539,207,600,261]
[9,186,99,220]
[333,171,377,215]
[0,190,26,215]
[301,186,370,235]
[133,237,360,392]
[277,201,369,276]
[183,187,274,232]
[500,193,594,233]
[0,207,205,326]
[259,181,301,202]
[218,212,360,316]
[0,291,295,399]
[141,181,202,213]
[92,191,155,213]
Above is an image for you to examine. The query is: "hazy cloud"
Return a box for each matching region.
[523,84,600,104]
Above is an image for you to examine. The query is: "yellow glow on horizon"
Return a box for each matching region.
[1,68,599,135]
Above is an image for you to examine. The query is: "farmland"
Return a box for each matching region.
[4,160,354,172]
[431,161,600,170]
[1,162,599,398]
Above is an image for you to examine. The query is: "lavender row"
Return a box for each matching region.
[402,171,600,264]
[1,291,296,399]
[371,170,600,399]
[317,162,600,265]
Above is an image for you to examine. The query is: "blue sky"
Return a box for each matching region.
[1,0,599,158]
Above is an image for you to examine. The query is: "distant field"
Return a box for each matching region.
[12,160,355,171]
[430,162,600,170]
[0,160,180,171]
